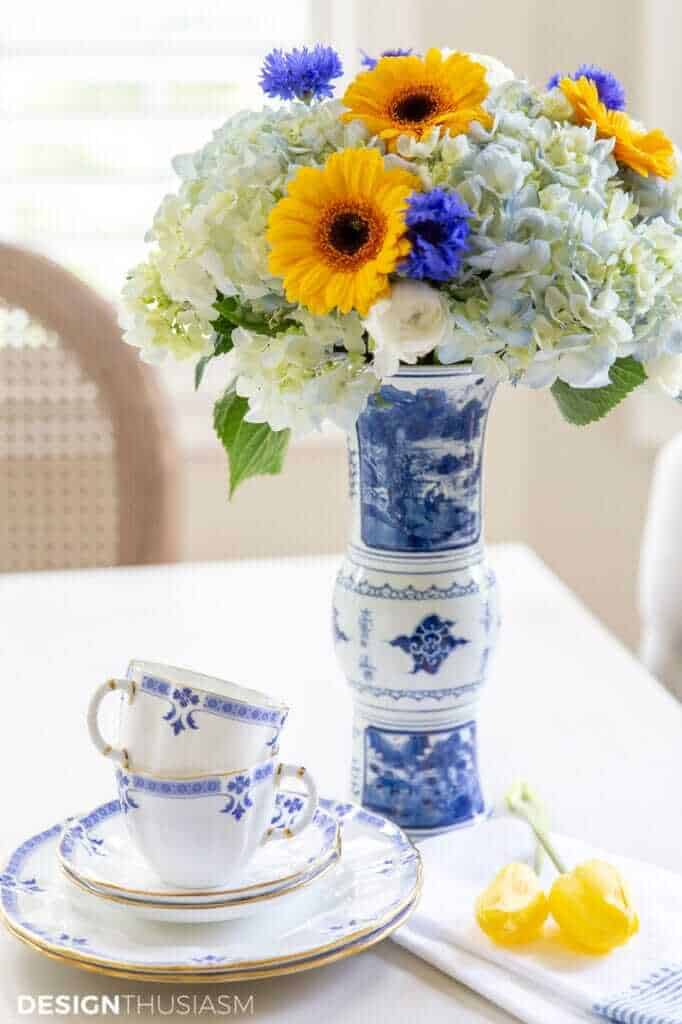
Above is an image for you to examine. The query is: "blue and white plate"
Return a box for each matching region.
[1,798,421,980]
[57,790,339,915]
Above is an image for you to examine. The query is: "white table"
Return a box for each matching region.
[1,545,680,1023]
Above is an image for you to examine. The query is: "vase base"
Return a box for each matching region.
[401,806,492,840]
[350,714,486,835]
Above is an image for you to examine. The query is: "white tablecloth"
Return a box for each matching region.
[1,545,680,1023]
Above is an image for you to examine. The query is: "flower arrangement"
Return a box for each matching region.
[121,46,682,493]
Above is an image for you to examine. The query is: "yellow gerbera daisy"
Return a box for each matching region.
[560,76,675,179]
[341,48,493,148]
[267,148,420,316]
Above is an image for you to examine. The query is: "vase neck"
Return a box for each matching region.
[348,371,496,566]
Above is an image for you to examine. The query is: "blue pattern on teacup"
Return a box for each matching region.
[220,773,253,821]
[141,675,288,746]
[115,760,275,824]
[165,687,201,735]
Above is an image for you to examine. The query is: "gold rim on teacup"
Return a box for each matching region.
[115,750,284,784]
[127,660,289,713]
[59,834,341,910]
[57,802,339,900]
[88,662,289,773]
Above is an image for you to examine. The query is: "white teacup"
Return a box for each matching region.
[116,759,317,888]
[88,660,288,775]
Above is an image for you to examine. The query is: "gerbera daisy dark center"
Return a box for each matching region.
[329,212,371,255]
[318,201,386,267]
[391,87,440,125]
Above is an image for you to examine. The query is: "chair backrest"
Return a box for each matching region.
[639,431,682,700]
[0,244,178,571]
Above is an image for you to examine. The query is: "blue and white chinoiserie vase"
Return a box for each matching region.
[333,366,499,838]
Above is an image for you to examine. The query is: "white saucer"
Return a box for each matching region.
[58,789,339,905]
[60,827,340,923]
[1,798,421,981]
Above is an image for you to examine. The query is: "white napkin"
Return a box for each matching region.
[392,817,682,1024]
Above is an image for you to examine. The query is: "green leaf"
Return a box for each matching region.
[213,391,290,497]
[194,355,212,391]
[551,356,647,426]
[194,328,236,391]
[214,295,295,337]
[196,295,297,392]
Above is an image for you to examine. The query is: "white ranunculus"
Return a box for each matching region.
[440,50,515,90]
[363,282,450,379]
[646,353,682,397]
[467,52,516,89]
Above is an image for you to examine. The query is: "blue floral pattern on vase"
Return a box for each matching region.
[164,686,201,735]
[391,613,468,675]
[363,723,484,831]
[356,381,495,552]
[332,607,349,643]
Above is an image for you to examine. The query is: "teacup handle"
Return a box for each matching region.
[87,678,136,767]
[265,764,318,843]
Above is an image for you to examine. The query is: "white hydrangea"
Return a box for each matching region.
[121,100,369,363]
[165,101,368,304]
[120,258,215,363]
[645,352,682,397]
[227,311,378,436]
[420,82,682,393]
[123,69,682,435]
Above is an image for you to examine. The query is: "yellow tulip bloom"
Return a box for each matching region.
[549,859,639,954]
[475,862,549,944]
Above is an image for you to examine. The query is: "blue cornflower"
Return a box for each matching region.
[360,48,415,70]
[546,64,626,111]
[259,45,343,102]
[400,189,472,282]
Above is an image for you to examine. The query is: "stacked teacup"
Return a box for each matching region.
[86,660,317,890]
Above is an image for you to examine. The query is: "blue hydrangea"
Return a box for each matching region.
[360,48,415,70]
[546,64,626,111]
[400,189,472,282]
[260,45,343,101]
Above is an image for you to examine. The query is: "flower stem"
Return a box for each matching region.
[505,780,567,875]
[528,823,567,875]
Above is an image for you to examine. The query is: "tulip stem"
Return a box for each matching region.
[505,780,567,876]
[527,824,567,875]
